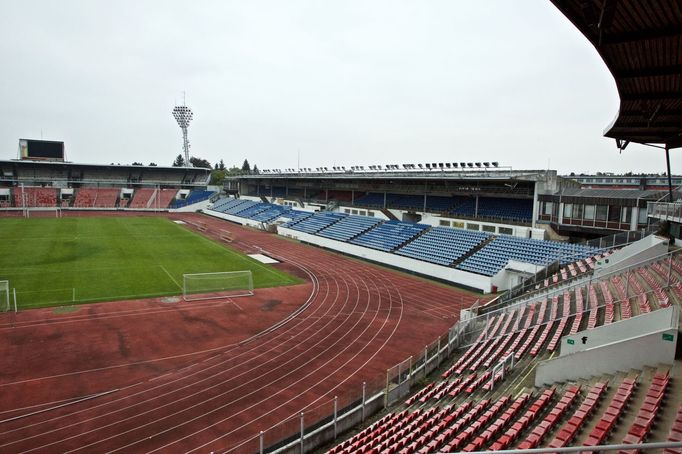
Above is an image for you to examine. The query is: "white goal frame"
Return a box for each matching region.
[182,271,254,301]
[0,280,9,312]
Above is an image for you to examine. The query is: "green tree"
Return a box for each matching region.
[189,157,212,169]
[252,164,259,174]
[172,154,185,167]
[149,162,157,167]
[241,159,251,173]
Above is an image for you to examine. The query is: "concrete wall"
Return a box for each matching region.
[594,234,669,278]
[535,306,679,386]
[559,306,678,356]
[170,199,213,213]
[277,226,492,292]
[203,209,265,229]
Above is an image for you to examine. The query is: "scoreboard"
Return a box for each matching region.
[19,139,65,162]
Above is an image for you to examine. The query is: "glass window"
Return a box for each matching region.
[563,203,573,219]
[584,205,595,220]
[638,207,648,224]
[596,205,608,221]
[453,221,465,228]
[439,219,450,226]
[467,223,480,231]
[482,224,495,232]
[543,202,553,215]
[573,204,583,220]
[621,207,631,223]
[498,227,513,235]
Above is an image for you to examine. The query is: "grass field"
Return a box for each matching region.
[0,216,301,309]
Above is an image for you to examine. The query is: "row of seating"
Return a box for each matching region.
[458,236,598,276]
[353,192,533,222]
[317,215,383,242]
[620,371,669,451]
[396,227,490,266]
[350,220,429,252]
[7,186,195,209]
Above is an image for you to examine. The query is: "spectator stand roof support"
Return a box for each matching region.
[551,0,682,201]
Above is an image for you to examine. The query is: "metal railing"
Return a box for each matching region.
[648,200,682,222]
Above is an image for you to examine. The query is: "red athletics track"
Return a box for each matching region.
[0,211,486,453]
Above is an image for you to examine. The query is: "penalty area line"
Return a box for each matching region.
[159,265,182,290]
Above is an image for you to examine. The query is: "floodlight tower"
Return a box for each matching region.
[172,103,194,166]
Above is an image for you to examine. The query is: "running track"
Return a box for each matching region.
[0,212,484,453]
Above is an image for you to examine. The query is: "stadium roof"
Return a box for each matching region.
[551,0,682,150]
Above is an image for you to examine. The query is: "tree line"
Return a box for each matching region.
[172,154,258,185]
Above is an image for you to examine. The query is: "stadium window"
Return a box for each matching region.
[573,204,583,220]
[344,208,350,214]
[482,224,495,233]
[352,209,358,215]
[498,227,513,235]
[466,223,480,231]
[453,221,464,228]
[368,211,374,217]
[638,208,647,224]
[542,201,553,215]
[563,203,573,219]
[596,205,608,221]
[584,205,595,220]
[439,220,450,226]
[621,207,632,223]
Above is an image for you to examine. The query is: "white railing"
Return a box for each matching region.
[648,201,682,222]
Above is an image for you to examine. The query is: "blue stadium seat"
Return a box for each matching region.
[396,227,490,266]
[350,220,429,252]
[317,215,383,242]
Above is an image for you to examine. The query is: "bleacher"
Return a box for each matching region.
[232,202,272,218]
[13,187,58,207]
[73,187,119,208]
[396,227,491,266]
[170,190,215,208]
[283,211,348,234]
[249,204,292,222]
[317,215,383,242]
[457,236,598,277]
[476,197,534,221]
[350,220,429,252]
[327,251,682,454]
[128,188,155,208]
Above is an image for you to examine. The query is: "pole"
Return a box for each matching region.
[666,145,674,202]
[13,288,17,313]
[424,345,428,376]
[362,381,367,422]
[299,412,304,453]
[333,396,338,439]
[259,431,264,454]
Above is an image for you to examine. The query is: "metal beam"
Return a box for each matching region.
[614,64,682,78]
[600,25,682,45]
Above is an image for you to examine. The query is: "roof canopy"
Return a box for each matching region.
[551,0,682,149]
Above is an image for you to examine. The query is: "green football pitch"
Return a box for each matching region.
[0,216,301,309]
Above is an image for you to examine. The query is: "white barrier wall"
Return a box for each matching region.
[559,306,678,356]
[203,209,265,228]
[277,226,492,292]
[594,234,669,278]
[535,306,679,386]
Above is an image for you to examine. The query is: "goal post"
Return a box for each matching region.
[183,271,254,301]
[0,281,9,312]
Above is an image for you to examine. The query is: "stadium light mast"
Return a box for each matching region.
[172,99,193,167]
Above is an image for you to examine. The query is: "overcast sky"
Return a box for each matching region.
[0,1,670,174]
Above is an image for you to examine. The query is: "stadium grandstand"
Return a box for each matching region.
[0,159,217,211]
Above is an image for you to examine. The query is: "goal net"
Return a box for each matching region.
[183,271,254,301]
[0,281,9,312]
